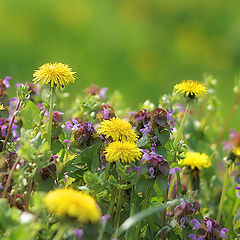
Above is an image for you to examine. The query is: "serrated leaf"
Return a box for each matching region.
[137,135,150,147]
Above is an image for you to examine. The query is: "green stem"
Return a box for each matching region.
[98,187,117,240]
[104,162,111,182]
[47,87,55,148]
[173,101,192,145]
[216,166,229,222]
[113,188,124,230]
[216,92,240,149]
[135,187,152,238]
[53,224,66,240]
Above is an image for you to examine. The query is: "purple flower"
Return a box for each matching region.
[103,108,109,119]
[169,167,181,175]
[100,214,111,224]
[63,139,71,149]
[149,167,155,179]
[219,228,228,239]
[152,136,157,147]
[180,217,186,228]
[71,119,80,130]
[180,198,186,209]
[62,121,74,132]
[140,124,151,135]
[206,220,212,232]
[74,229,84,240]
[188,234,197,240]
[135,166,140,171]
[235,186,240,197]
[191,219,201,230]
[3,76,11,88]
[99,87,108,99]
[141,149,151,161]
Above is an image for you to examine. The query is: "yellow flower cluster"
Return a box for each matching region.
[179,152,211,170]
[104,141,142,163]
[44,188,101,223]
[33,62,76,88]
[97,117,138,143]
[174,80,207,99]
[98,117,142,163]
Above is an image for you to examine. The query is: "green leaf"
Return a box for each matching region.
[154,128,170,146]
[156,175,168,195]
[136,175,154,192]
[115,199,180,238]
[234,207,240,231]
[137,135,150,147]
[36,174,54,192]
[21,101,40,129]
[155,146,167,159]
[74,141,102,170]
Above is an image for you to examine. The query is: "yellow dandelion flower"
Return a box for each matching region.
[44,188,101,223]
[233,146,240,157]
[0,102,5,111]
[179,152,211,170]
[33,62,76,88]
[174,80,207,99]
[97,117,138,142]
[104,141,142,163]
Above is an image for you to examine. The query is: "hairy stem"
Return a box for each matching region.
[2,101,21,152]
[2,157,20,198]
[173,101,192,145]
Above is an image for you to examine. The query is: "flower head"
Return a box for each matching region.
[179,152,211,170]
[104,141,142,163]
[44,188,101,223]
[174,80,207,99]
[97,117,138,143]
[33,62,76,88]
[0,103,5,111]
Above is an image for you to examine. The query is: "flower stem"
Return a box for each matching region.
[2,157,20,198]
[216,92,240,149]
[2,101,21,152]
[98,187,117,240]
[47,87,55,148]
[113,188,124,230]
[216,166,229,222]
[173,101,192,145]
[135,187,152,238]
[53,224,66,240]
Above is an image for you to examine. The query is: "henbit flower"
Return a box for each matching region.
[191,219,201,230]
[174,80,207,99]
[104,141,142,163]
[97,117,138,143]
[140,124,151,135]
[179,152,211,170]
[235,186,240,197]
[43,188,101,223]
[33,62,76,88]
[180,217,186,229]
[0,103,5,111]
[222,129,240,156]
[74,229,84,240]
[3,76,11,88]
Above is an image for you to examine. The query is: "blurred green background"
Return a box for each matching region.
[0,0,240,128]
